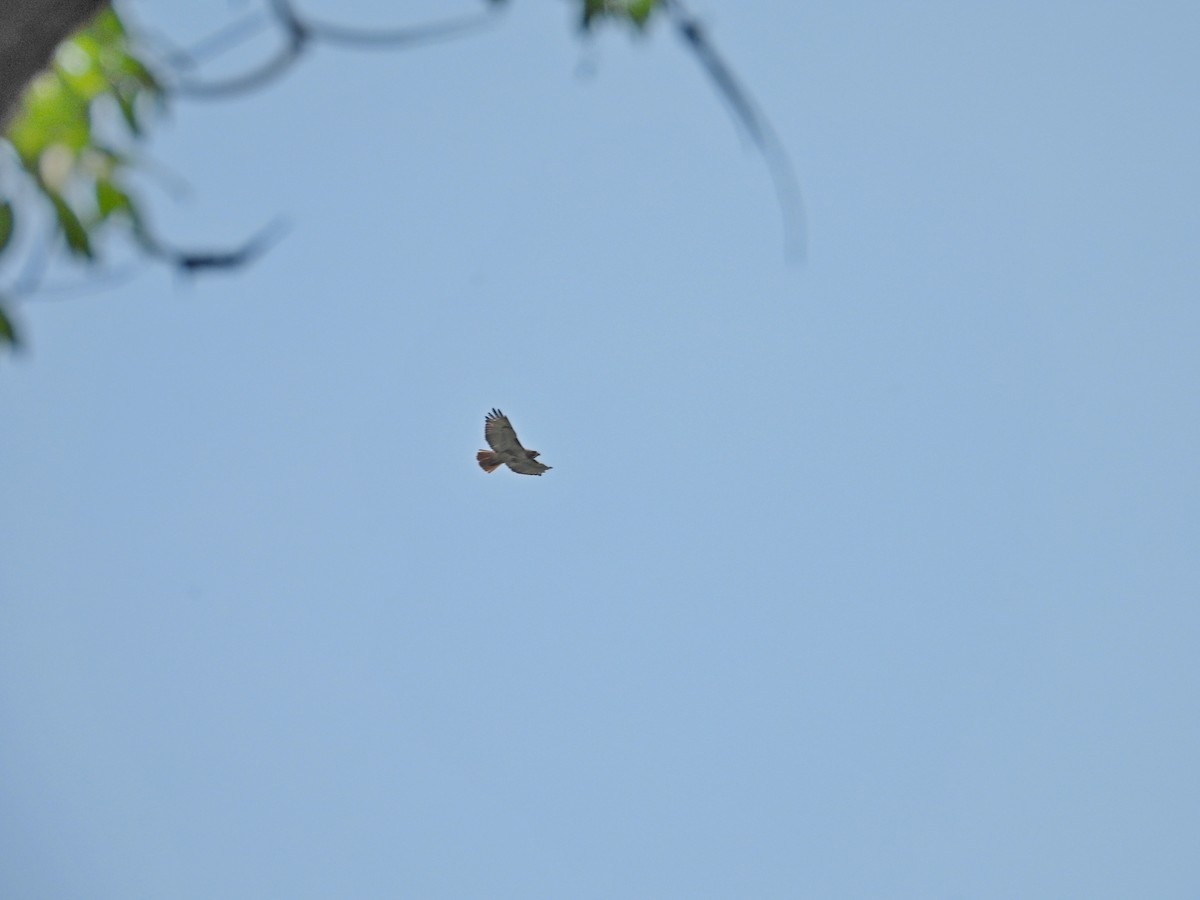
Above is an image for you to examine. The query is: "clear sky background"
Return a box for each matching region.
[3,1,1198,897]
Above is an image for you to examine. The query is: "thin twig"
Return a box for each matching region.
[147,217,290,274]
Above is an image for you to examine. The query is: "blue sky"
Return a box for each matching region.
[3,1,1199,897]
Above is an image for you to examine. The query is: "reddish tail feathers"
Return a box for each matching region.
[476,450,502,473]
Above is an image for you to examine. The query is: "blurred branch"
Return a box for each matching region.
[142,218,289,274]
[1,0,803,355]
[171,2,505,99]
[661,0,806,259]
[151,12,270,72]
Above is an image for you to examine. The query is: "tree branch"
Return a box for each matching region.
[171,2,503,99]
[662,0,806,259]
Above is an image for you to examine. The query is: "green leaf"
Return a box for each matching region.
[57,48,109,101]
[118,55,161,94]
[96,179,131,219]
[88,8,127,44]
[0,201,13,255]
[628,0,658,27]
[7,73,91,161]
[115,90,141,136]
[580,0,660,31]
[0,303,20,349]
[48,193,94,258]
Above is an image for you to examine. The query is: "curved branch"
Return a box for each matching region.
[172,38,305,99]
[154,11,270,72]
[301,10,500,49]
[140,217,289,274]
[662,0,806,259]
[170,2,503,99]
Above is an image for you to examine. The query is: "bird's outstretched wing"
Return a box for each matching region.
[506,455,551,475]
[484,409,525,455]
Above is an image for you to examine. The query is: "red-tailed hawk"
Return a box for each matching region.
[476,408,552,476]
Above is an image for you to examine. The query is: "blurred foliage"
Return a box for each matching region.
[0,302,17,348]
[581,0,663,31]
[0,7,160,347]
[3,8,160,254]
[0,0,727,354]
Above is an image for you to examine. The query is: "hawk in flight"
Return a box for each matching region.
[476,409,552,476]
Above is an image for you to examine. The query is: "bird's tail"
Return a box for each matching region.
[476,450,502,473]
